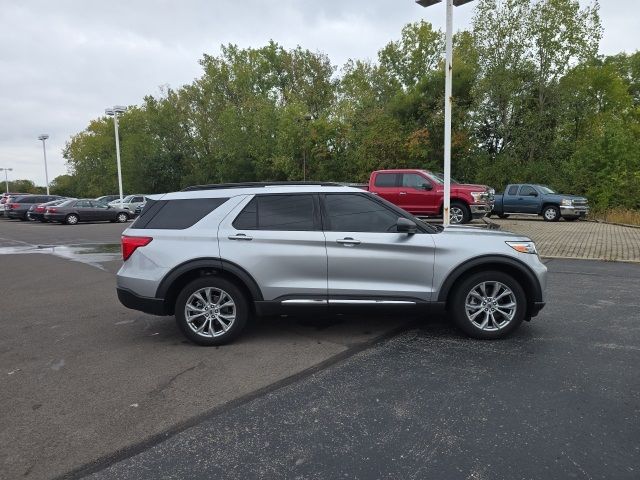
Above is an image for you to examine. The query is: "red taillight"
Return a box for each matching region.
[121,236,153,261]
[8,203,18,209]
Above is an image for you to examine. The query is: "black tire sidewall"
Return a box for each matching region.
[175,277,249,346]
[451,270,527,339]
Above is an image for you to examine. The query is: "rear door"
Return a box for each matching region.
[218,193,328,302]
[74,200,94,221]
[371,172,401,205]
[90,200,112,221]
[322,192,435,303]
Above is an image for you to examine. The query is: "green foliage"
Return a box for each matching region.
[61,1,639,210]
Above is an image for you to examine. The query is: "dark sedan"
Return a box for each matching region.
[44,199,130,225]
[6,194,63,220]
[28,198,73,222]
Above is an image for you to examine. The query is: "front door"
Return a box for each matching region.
[322,193,436,303]
[398,172,438,215]
[218,193,328,302]
[517,185,540,214]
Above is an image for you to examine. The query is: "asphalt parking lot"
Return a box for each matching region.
[1,218,639,479]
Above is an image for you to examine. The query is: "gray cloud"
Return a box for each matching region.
[0,0,637,187]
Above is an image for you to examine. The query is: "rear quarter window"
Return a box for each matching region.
[374,173,398,188]
[507,185,518,195]
[133,198,228,229]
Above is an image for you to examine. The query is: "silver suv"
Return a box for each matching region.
[117,183,547,345]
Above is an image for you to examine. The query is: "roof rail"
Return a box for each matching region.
[181,181,346,192]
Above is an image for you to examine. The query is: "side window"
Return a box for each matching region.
[324,194,399,233]
[373,173,398,188]
[401,174,431,190]
[91,201,107,208]
[232,195,316,231]
[136,198,229,229]
[76,200,91,208]
[519,185,536,196]
[507,185,518,195]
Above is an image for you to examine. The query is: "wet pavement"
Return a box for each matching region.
[86,259,640,480]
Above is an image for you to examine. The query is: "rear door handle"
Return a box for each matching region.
[336,237,361,246]
[399,192,407,195]
[228,234,253,241]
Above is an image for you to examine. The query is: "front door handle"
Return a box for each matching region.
[336,237,361,246]
[399,192,407,195]
[228,234,253,241]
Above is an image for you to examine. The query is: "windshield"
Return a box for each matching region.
[426,172,460,184]
[537,186,556,194]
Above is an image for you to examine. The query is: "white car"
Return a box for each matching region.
[108,195,147,213]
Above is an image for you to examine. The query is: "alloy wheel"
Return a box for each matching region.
[464,281,517,331]
[450,206,464,224]
[184,287,236,338]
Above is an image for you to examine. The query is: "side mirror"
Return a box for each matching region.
[421,183,433,191]
[397,217,417,234]
[528,192,538,197]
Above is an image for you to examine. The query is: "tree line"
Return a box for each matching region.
[46,0,639,209]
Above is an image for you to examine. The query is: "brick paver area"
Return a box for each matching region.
[491,216,640,262]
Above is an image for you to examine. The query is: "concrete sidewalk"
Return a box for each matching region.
[491,217,640,262]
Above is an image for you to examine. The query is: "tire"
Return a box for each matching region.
[449,202,471,224]
[564,216,579,222]
[498,214,510,219]
[116,212,129,223]
[542,205,560,222]
[175,277,249,346]
[450,270,526,340]
[65,214,79,225]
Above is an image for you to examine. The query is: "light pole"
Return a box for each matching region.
[416,0,474,226]
[105,106,127,202]
[0,167,12,193]
[37,134,50,195]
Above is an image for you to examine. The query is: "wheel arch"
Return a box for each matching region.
[540,202,559,215]
[437,255,543,317]
[156,258,263,315]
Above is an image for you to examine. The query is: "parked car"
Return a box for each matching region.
[27,198,73,222]
[366,169,494,224]
[5,194,64,220]
[44,199,130,225]
[95,194,125,204]
[117,182,546,346]
[133,201,146,217]
[492,184,589,222]
[1,192,28,215]
[108,194,147,213]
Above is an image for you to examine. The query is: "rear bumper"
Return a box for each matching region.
[117,287,167,316]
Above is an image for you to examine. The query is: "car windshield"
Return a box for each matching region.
[426,172,460,184]
[537,186,556,194]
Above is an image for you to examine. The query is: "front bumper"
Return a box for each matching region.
[560,205,589,217]
[470,203,493,219]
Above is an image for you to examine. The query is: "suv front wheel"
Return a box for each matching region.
[450,271,526,339]
[175,278,248,346]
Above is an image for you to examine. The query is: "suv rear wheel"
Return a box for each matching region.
[450,271,526,339]
[175,278,248,346]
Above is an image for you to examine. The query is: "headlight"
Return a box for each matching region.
[506,241,538,254]
[471,191,488,203]
[560,198,573,206]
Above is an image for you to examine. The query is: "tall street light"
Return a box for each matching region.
[37,134,50,195]
[105,106,127,203]
[416,0,474,226]
[0,167,13,193]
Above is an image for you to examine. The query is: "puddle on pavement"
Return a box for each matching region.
[0,243,121,270]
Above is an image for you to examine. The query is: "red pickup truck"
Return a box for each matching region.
[367,169,495,224]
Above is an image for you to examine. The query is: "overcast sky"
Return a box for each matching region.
[1,0,638,188]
